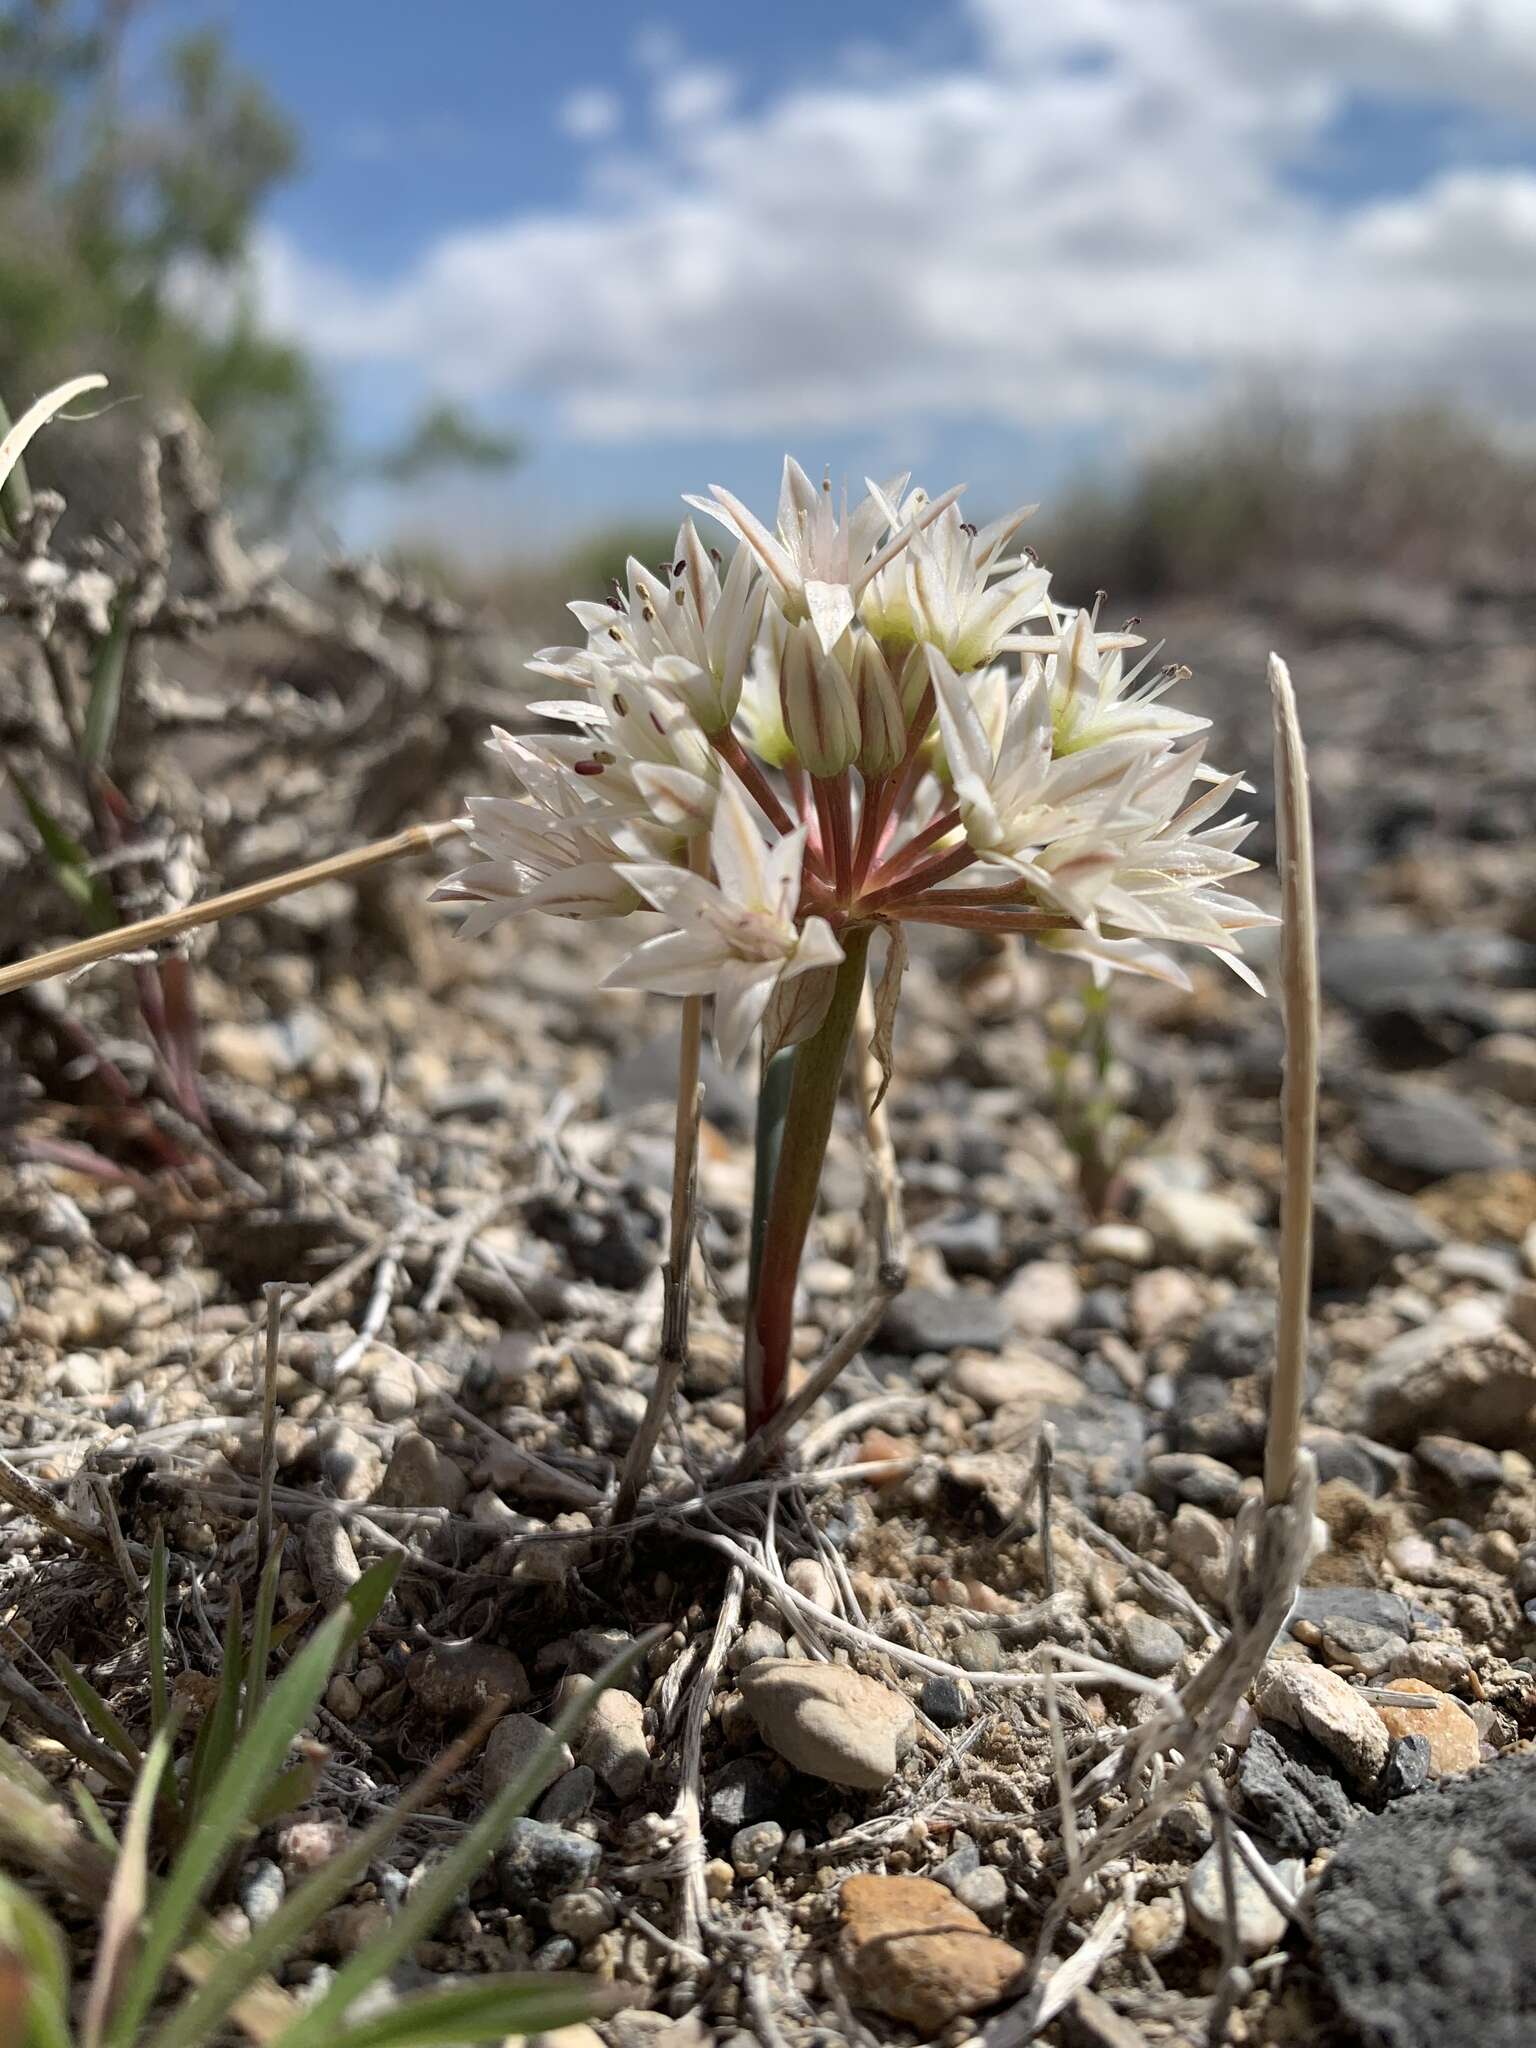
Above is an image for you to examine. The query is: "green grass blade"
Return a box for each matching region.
[105,1605,351,2048]
[148,1533,170,1735]
[82,1724,173,2048]
[309,1974,629,2048]
[243,1539,286,1733]
[51,1654,144,1774]
[0,1874,72,2048]
[186,1587,244,1822]
[82,602,133,770]
[69,1782,118,1855]
[340,1555,401,1653]
[8,766,117,929]
[273,1629,662,2048]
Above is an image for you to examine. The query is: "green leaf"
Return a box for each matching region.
[105,1604,352,2048]
[249,1760,319,1827]
[272,1629,663,2048]
[83,1725,174,2048]
[7,764,116,928]
[312,1974,628,2048]
[82,601,133,770]
[339,1555,401,1654]
[69,1781,118,1855]
[243,1538,286,1733]
[0,1875,71,2048]
[52,1653,144,1774]
[186,1586,244,1824]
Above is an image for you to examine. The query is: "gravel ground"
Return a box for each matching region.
[4,578,1536,2046]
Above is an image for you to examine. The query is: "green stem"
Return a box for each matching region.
[744,924,873,1435]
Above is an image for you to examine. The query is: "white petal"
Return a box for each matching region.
[713,958,780,1065]
[804,578,856,654]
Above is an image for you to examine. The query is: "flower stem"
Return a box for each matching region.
[744,922,873,1436]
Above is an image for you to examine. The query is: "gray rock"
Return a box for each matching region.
[1312,1751,1536,2048]
[729,1820,784,1879]
[1185,1834,1302,1958]
[728,1622,788,1672]
[1359,1089,1515,1189]
[604,1030,752,1136]
[406,1641,530,1719]
[739,1659,915,1791]
[535,1764,596,1824]
[496,1818,601,1908]
[1146,1452,1246,1516]
[1360,1330,1536,1449]
[1414,1434,1505,1491]
[1188,1295,1275,1380]
[1380,1733,1432,1801]
[933,1836,981,1890]
[375,1433,468,1512]
[706,1756,785,1831]
[1312,1166,1442,1291]
[918,1207,1005,1278]
[1115,1608,1186,1679]
[1237,1726,1355,1855]
[919,1672,971,1728]
[953,1864,1009,1926]
[481,1712,573,1803]
[880,1289,1011,1355]
[953,1630,1003,1673]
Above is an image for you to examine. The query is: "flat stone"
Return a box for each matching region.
[1003,1261,1083,1338]
[1140,1186,1259,1273]
[838,1873,1025,2032]
[407,1640,529,1719]
[705,1755,785,1830]
[1114,1607,1186,1679]
[374,1432,468,1511]
[1129,1267,1204,1342]
[1312,1751,1536,2048]
[1188,1295,1275,1379]
[1313,1166,1443,1291]
[1374,1679,1481,1777]
[576,1686,649,1800]
[951,1352,1083,1413]
[1252,1660,1389,1789]
[1185,1834,1302,1958]
[1080,1222,1154,1267]
[1414,1434,1505,1490]
[481,1712,573,1802]
[740,1660,915,1791]
[604,1030,752,1135]
[1360,1089,1515,1190]
[1361,1329,1536,1449]
[495,1818,601,1909]
[920,1207,1005,1277]
[1237,1725,1356,1855]
[1146,1452,1246,1515]
[880,1289,1011,1356]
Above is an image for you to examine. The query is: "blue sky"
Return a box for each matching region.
[144,1,1536,552]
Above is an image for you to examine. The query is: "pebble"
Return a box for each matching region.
[1252,1660,1390,1788]
[406,1641,530,1719]
[837,1874,1025,2032]
[951,1353,1082,1413]
[1359,1088,1514,1188]
[1185,1835,1302,1958]
[1413,1434,1505,1491]
[933,1836,980,1889]
[576,1686,650,1800]
[1081,1221,1154,1266]
[1237,1726,1355,1854]
[1003,1261,1082,1338]
[1139,1186,1259,1273]
[303,1511,362,1613]
[237,1858,285,1928]
[740,1659,916,1791]
[729,1821,784,1878]
[374,1432,468,1511]
[546,1888,616,1940]
[920,1207,1004,1276]
[953,1629,1003,1673]
[1374,1679,1481,1776]
[727,1621,787,1672]
[1115,1607,1186,1678]
[880,1289,1010,1355]
[481,1712,574,1802]
[536,1765,597,1824]
[1360,1328,1536,1449]
[527,2028,605,2048]
[705,1756,784,1830]
[365,1362,416,1422]
[1380,1733,1432,1799]
[1312,1166,1443,1290]
[276,1814,350,1876]
[953,1865,1008,1925]
[919,1672,972,1728]
[496,1818,602,1908]
[1129,1267,1203,1342]
[1146,1451,1246,1515]
[1188,1295,1274,1380]
[1127,1891,1186,1959]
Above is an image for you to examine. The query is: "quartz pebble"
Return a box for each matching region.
[740,1659,915,1790]
[374,1431,468,1510]
[1185,1835,1302,1958]
[838,1874,1024,2032]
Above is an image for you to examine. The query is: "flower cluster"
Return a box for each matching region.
[442,458,1274,1060]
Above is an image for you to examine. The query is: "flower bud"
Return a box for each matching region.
[850,635,906,779]
[780,619,859,779]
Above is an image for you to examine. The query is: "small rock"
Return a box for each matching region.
[576,1686,649,1800]
[1252,1660,1390,1788]
[953,1629,1003,1673]
[1188,1295,1275,1380]
[1360,1089,1515,1189]
[56,1351,109,1397]
[920,1207,1005,1277]
[1080,1222,1154,1267]
[933,1836,981,1889]
[728,1621,787,1672]
[881,1290,1011,1355]
[952,1353,1082,1413]
[1237,1726,1355,1854]
[1115,1607,1186,1679]
[1312,1751,1536,2048]
[740,1659,915,1791]
[1361,1330,1536,1449]
[496,1818,601,1908]
[366,1362,416,1422]
[1127,1891,1186,1959]
[706,1756,784,1830]
[1129,1267,1203,1342]
[237,1858,285,1928]
[1140,1186,1259,1273]
[275,1814,350,1875]
[838,1873,1025,2032]
[1185,1835,1302,1958]
[1312,1166,1442,1291]
[1146,1451,1246,1515]
[527,2030,605,2048]
[1380,1733,1432,1800]
[481,1712,574,1802]
[407,1641,530,1719]
[920,1672,972,1728]
[546,1888,615,1941]
[729,1820,784,1878]
[1469,1033,1536,1105]
[1004,1261,1083,1338]
[1374,1679,1481,1777]
[374,1432,468,1511]
[536,1765,597,1824]
[954,1864,1008,1926]
[1414,1434,1505,1491]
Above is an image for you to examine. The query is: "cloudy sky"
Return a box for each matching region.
[161,0,1536,545]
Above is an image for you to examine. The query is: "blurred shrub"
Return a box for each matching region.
[1037,392,1536,599]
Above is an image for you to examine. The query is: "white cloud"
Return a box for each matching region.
[257,0,1536,449]
[557,87,622,143]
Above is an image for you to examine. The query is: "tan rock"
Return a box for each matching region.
[838,1873,1024,2031]
[1361,1329,1536,1449]
[951,1353,1082,1414]
[1374,1678,1481,1776]
[740,1660,915,1790]
[1253,1659,1389,1788]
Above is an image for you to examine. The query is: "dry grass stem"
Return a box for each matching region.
[1264,651,1319,1506]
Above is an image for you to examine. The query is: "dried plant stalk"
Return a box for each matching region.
[0,819,463,998]
[1264,652,1318,1506]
